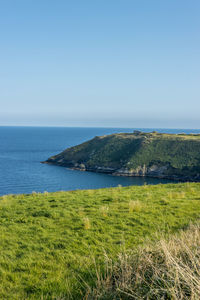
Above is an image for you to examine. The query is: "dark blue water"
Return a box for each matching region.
[0,127,199,196]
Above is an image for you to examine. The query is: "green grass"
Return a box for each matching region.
[1,182,200,299]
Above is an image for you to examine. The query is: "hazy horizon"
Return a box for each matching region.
[1,125,200,130]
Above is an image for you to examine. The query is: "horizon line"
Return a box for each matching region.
[0,125,200,130]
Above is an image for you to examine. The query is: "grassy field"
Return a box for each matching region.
[0,182,200,299]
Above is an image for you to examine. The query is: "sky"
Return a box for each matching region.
[0,0,200,128]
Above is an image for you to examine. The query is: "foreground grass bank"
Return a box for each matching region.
[87,223,200,299]
[0,183,200,299]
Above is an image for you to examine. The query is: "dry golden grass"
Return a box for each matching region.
[100,206,109,217]
[83,217,91,230]
[31,191,37,197]
[178,191,186,199]
[85,223,200,299]
[129,200,143,213]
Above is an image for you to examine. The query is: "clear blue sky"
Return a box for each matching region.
[0,0,200,128]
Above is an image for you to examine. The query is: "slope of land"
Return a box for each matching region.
[0,183,200,298]
[88,222,200,300]
[44,131,200,181]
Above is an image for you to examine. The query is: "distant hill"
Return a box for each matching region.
[44,131,200,181]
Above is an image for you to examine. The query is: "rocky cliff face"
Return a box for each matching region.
[44,159,200,181]
[43,132,200,182]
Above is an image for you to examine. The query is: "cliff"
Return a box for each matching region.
[43,131,200,181]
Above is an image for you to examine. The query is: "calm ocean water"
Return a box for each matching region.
[0,126,199,196]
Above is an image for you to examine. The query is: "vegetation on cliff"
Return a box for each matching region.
[46,131,200,181]
[0,182,200,298]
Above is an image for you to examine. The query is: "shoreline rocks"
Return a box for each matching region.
[42,160,200,182]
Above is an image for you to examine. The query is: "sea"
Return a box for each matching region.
[0,126,199,196]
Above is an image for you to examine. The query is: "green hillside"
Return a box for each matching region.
[45,131,200,181]
[0,182,200,299]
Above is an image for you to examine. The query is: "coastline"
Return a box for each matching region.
[42,161,200,182]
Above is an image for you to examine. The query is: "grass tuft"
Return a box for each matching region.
[85,223,200,299]
[100,206,109,217]
[129,200,142,212]
[83,217,91,230]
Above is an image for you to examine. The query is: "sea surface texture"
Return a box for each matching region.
[0,127,199,196]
